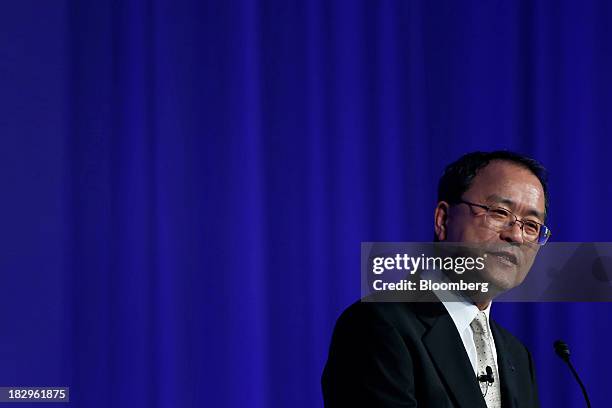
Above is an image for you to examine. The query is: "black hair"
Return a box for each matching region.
[437,150,549,220]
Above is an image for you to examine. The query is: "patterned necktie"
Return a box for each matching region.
[471,311,502,408]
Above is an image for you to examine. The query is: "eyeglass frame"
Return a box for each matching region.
[454,199,552,245]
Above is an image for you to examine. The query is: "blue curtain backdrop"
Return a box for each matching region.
[2,1,612,407]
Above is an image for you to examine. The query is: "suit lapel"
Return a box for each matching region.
[490,321,519,408]
[417,303,488,408]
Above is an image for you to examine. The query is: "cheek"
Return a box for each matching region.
[448,217,497,242]
[522,248,539,267]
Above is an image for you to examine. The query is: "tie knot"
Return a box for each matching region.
[470,311,488,334]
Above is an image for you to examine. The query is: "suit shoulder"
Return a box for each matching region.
[333,300,423,334]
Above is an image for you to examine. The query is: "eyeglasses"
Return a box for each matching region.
[456,199,552,245]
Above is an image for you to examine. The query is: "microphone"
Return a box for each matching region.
[478,366,494,384]
[553,340,591,408]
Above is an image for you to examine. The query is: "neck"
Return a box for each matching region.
[475,300,491,311]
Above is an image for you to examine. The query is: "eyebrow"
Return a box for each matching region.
[485,194,546,221]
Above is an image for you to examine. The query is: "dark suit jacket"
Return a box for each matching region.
[322,300,540,408]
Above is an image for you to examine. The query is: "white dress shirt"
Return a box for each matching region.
[421,269,499,375]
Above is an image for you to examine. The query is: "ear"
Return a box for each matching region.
[434,201,450,241]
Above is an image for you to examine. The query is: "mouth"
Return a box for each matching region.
[488,251,519,267]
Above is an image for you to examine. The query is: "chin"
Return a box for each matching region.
[480,264,528,293]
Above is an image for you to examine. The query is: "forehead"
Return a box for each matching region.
[466,160,546,218]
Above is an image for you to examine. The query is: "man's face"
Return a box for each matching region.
[435,160,546,291]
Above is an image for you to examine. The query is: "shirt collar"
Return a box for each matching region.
[421,268,492,331]
[443,295,491,333]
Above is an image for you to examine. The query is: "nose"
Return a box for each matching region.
[499,220,524,244]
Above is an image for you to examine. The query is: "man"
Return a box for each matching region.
[322,151,549,407]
